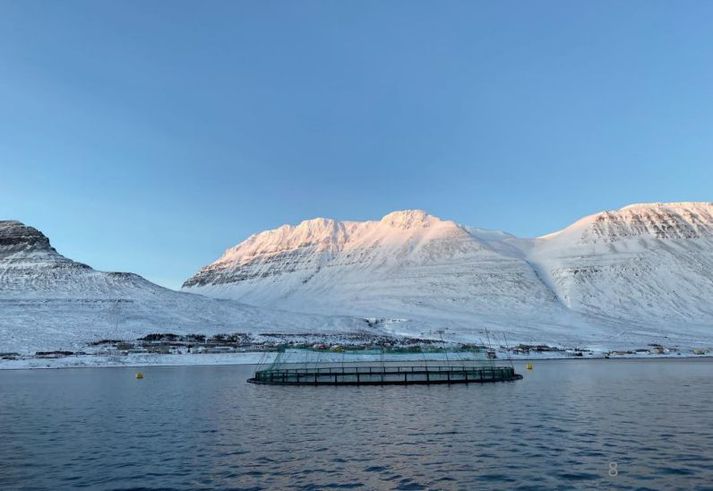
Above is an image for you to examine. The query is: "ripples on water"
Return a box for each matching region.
[2,359,713,490]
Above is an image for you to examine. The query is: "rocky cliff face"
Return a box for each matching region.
[0,220,54,253]
[0,220,94,297]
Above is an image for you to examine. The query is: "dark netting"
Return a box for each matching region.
[249,346,522,385]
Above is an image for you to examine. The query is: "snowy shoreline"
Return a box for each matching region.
[0,352,275,370]
[2,350,712,371]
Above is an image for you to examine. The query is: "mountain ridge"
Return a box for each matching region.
[4,202,713,354]
[539,202,713,243]
[182,202,713,347]
[0,220,367,353]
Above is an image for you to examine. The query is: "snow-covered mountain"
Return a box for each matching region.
[182,210,596,345]
[182,211,557,317]
[527,202,713,331]
[0,221,364,353]
[5,202,713,354]
[183,204,713,348]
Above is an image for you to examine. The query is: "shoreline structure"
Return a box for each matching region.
[2,350,711,370]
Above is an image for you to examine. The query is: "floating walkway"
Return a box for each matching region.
[248,347,522,386]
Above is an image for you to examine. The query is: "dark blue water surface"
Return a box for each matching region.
[2,359,713,490]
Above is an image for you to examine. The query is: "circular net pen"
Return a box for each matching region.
[248,346,522,386]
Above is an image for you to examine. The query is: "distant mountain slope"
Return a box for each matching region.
[182,211,603,345]
[183,204,713,348]
[0,221,365,353]
[6,202,713,354]
[182,210,560,315]
[528,202,713,328]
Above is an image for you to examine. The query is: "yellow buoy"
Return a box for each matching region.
[135,372,144,379]
[526,363,533,370]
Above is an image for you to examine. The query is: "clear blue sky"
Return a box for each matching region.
[2,1,712,289]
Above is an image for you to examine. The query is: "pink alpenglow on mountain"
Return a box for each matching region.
[183,203,713,348]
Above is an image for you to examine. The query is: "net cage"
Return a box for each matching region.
[248,345,521,385]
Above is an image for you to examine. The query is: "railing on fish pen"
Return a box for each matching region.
[249,364,521,385]
[248,345,521,385]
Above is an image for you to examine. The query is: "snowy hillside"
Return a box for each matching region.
[182,212,598,345]
[183,211,563,320]
[5,203,713,356]
[0,221,366,354]
[183,204,713,348]
[528,202,713,329]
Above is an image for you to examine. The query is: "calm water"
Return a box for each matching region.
[2,359,713,490]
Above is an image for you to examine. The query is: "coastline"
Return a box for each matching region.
[2,350,712,370]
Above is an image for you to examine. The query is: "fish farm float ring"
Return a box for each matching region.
[248,347,523,386]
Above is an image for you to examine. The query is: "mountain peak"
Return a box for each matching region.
[540,201,713,242]
[219,210,449,262]
[292,216,340,234]
[379,209,442,229]
[182,209,475,290]
[0,220,54,255]
[620,201,713,211]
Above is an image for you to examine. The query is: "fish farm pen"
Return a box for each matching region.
[248,347,522,386]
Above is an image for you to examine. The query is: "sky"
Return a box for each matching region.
[1,1,713,289]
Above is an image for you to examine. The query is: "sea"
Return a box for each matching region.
[2,359,712,490]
